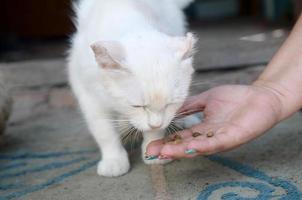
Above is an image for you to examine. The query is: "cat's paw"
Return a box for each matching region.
[143,157,173,165]
[97,157,130,177]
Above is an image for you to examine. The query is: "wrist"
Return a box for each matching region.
[252,79,300,121]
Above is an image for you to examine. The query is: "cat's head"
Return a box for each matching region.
[91,33,196,131]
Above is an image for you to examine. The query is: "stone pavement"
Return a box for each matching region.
[0,20,302,200]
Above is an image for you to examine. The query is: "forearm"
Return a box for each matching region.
[253,14,302,120]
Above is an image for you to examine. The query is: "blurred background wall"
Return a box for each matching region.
[1,0,300,37]
[0,0,301,61]
[0,0,73,38]
[187,0,300,21]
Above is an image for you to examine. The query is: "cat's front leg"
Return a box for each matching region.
[142,131,173,165]
[88,117,130,177]
[77,93,130,177]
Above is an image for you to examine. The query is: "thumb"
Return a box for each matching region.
[178,92,209,116]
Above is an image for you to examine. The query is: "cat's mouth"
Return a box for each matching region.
[135,120,179,133]
[130,123,167,132]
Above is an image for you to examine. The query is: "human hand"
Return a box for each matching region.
[146,84,285,159]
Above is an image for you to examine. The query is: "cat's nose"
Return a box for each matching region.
[148,113,163,129]
[148,123,163,130]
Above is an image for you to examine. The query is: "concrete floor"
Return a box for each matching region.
[1,20,302,200]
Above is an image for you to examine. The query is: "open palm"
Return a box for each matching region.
[146,85,283,158]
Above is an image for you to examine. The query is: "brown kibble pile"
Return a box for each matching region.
[164,134,182,144]
[163,130,215,145]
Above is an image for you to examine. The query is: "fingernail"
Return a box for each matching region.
[185,149,197,155]
[145,155,158,160]
[158,155,172,160]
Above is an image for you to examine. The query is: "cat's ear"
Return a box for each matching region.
[90,41,125,70]
[173,32,197,60]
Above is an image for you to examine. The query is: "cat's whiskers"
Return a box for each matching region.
[121,126,135,144]
[133,129,142,151]
[122,126,142,152]
[166,119,183,135]
[174,123,180,130]
[118,124,132,133]
[190,81,211,86]
[171,121,182,131]
[190,79,221,85]
[107,121,129,128]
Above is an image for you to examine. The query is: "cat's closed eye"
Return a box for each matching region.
[166,102,177,107]
[131,103,177,112]
[131,105,147,109]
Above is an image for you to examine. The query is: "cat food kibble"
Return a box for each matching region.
[192,132,202,137]
[173,139,182,144]
[206,131,214,138]
[164,134,182,144]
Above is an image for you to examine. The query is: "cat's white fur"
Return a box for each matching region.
[68,0,196,177]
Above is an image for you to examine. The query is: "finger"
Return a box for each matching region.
[187,136,226,155]
[160,142,196,158]
[177,92,209,116]
[145,139,165,156]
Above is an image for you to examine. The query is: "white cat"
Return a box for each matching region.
[68,0,197,177]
